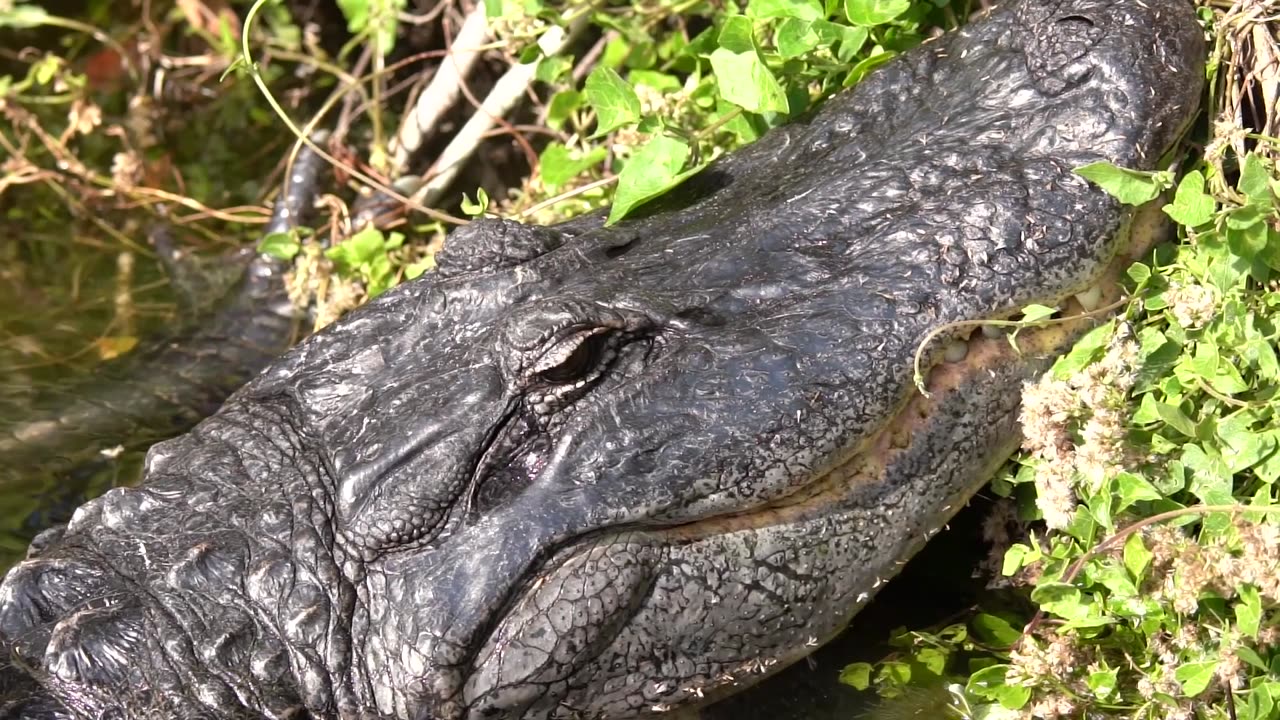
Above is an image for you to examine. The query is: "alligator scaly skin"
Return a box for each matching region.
[0,1,1203,718]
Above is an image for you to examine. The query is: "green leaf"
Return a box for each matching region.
[0,4,50,28]
[1183,444,1234,505]
[1200,236,1251,291]
[258,231,301,261]
[1174,660,1218,697]
[1236,584,1262,638]
[1051,319,1114,379]
[843,49,895,86]
[716,15,756,54]
[1162,170,1216,227]
[607,135,693,225]
[1020,304,1058,323]
[1087,666,1118,700]
[1074,163,1165,206]
[32,55,59,85]
[1001,543,1039,576]
[915,646,947,676]
[1227,203,1264,230]
[748,0,824,20]
[1228,218,1268,261]
[1218,417,1277,473]
[546,89,582,130]
[1238,153,1272,204]
[1248,682,1280,719]
[1087,560,1136,597]
[709,38,790,114]
[1122,532,1153,582]
[324,226,403,297]
[777,18,821,58]
[1115,471,1162,512]
[837,662,872,690]
[813,20,868,63]
[1255,431,1280,484]
[1154,401,1197,438]
[460,187,489,216]
[629,70,682,92]
[844,0,910,26]
[1127,261,1152,286]
[1030,583,1109,626]
[967,665,1031,710]
[876,660,912,687]
[584,67,642,137]
[971,613,1021,647]
[1236,647,1269,675]
[535,55,573,84]
[539,143,607,190]
[326,226,386,271]
[405,256,435,279]
[1086,485,1114,533]
[336,0,407,56]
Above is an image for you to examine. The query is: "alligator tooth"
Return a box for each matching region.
[1074,285,1103,312]
[943,340,968,363]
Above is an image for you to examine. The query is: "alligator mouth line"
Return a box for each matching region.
[460,195,1174,710]
[660,194,1172,544]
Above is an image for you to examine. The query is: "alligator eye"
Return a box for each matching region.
[533,329,611,385]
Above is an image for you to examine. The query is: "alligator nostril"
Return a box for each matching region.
[0,560,112,641]
[44,604,144,685]
[24,527,66,560]
[1058,14,1096,28]
[602,234,640,259]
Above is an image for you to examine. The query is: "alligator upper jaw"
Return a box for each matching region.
[679,195,1175,535]
[444,200,1168,716]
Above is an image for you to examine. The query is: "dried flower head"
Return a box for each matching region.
[1164,282,1217,330]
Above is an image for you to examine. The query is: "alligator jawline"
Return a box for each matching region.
[661,195,1171,543]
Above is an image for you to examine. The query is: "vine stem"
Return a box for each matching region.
[911,297,1129,397]
[1018,504,1280,642]
[238,0,467,226]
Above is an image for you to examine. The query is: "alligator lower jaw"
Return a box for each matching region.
[664,194,1171,543]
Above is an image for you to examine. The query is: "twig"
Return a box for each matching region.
[412,18,585,209]
[390,1,491,173]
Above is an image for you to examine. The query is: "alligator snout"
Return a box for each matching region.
[0,553,146,720]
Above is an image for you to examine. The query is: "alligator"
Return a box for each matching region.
[0,0,1204,717]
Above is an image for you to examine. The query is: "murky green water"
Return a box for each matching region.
[0,223,180,562]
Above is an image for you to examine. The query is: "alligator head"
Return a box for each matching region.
[0,0,1203,717]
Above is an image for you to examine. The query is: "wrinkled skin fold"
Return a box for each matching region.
[0,0,1203,717]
